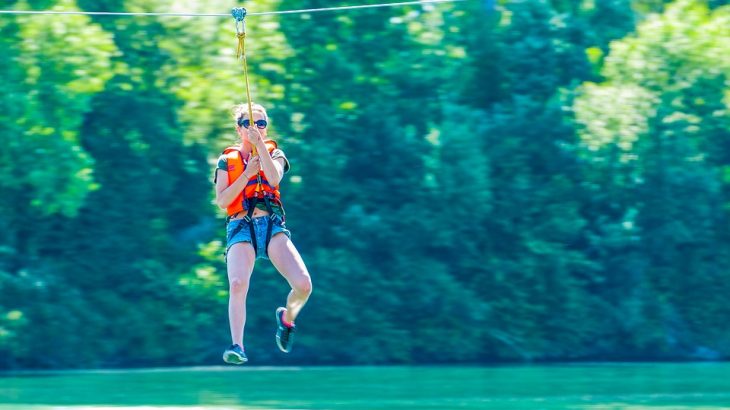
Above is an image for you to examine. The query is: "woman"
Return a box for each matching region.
[214,103,313,364]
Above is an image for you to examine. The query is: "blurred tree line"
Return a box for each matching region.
[0,0,728,369]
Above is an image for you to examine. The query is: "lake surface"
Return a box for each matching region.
[2,363,730,409]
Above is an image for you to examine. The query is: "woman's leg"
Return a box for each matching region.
[267,233,312,323]
[227,241,256,346]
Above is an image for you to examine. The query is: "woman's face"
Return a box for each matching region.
[236,110,268,142]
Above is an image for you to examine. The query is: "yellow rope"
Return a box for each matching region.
[236,31,257,157]
[236,28,263,195]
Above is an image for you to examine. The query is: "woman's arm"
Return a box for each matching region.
[257,149,285,186]
[214,156,260,209]
[251,130,285,186]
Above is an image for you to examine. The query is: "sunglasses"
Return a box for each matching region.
[238,118,268,129]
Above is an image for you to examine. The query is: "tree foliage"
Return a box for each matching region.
[0,0,728,368]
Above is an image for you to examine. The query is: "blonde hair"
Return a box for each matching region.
[231,102,268,124]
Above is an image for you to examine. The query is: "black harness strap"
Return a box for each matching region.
[245,197,258,256]
[263,196,276,256]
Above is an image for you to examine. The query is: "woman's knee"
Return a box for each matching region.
[294,273,312,297]
[229,276,250,294]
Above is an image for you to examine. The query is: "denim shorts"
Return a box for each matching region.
[226,214,291,260]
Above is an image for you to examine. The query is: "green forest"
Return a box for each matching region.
[0,0,728,369]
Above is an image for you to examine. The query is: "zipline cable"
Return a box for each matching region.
[0,0,466,18]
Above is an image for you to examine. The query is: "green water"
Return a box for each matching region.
[1,364,729,409]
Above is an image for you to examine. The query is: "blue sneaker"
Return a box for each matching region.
[275,307,296,353]
[222,344,247,364]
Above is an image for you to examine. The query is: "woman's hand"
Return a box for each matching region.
[243,155,260,179]
[247,126,264,146]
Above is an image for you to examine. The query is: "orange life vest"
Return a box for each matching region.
[223,140,282,216]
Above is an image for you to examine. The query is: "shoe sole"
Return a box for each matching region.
[276,333,289,353]
[276,308,291,353]
[223,351,248,364]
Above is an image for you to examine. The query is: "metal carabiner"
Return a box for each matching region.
[231,7,247,34]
